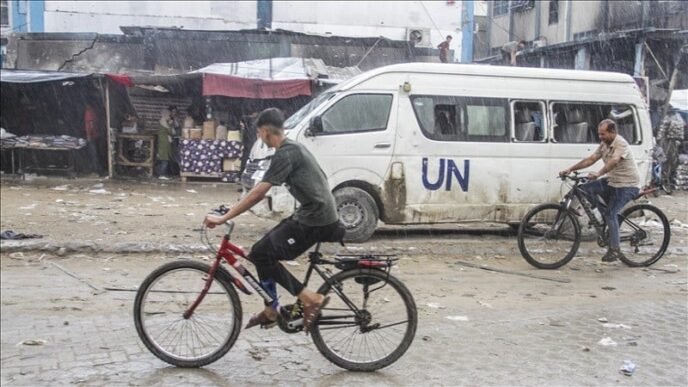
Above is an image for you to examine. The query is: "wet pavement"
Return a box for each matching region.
[1,178,688,386]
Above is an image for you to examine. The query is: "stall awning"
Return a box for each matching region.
[113,57,361,99]
[201,73,312,98]
[0,69,96,83]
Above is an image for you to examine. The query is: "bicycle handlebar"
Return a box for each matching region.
[558,172,588,184]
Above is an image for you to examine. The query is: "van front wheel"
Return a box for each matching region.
[334,187,378,243]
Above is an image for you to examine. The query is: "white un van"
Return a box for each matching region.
[242,63,653,242]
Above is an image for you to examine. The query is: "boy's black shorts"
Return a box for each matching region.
[249,217,342,261]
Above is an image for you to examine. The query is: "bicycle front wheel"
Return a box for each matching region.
[617,204,671,267]
[517,203,581,269]
[311,268,417,372]
[133,260,242,368]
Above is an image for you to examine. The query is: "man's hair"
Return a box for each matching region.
[446,35,453,40]
[256,108,285,135]
[518,40,526,45]
[599,118,617,133]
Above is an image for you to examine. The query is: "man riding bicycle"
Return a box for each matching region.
[204,108,341,333]
[559,118,640,263]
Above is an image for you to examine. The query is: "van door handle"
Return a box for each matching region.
[374,143,391,149]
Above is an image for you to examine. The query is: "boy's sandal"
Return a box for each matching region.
[303,296,330,335]
[245,310,278,330]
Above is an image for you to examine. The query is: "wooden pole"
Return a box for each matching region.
[104,79,113,178]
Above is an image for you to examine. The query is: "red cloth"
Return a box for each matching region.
[202,73,312,99]
[84,106,98,140]
[106,74,135,87]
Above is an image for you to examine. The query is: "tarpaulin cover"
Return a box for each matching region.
[201,73,311,98]
[0,69,94,84]
[105,73,135,87]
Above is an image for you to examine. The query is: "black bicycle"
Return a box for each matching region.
[517,173,671,269]
[134,207,417,371]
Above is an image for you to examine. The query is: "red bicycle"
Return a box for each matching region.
[133,206,417,371]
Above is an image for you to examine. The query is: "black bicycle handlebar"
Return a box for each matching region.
[558,172,588,184]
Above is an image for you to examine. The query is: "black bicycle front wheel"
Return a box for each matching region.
[311,268,417,372]
[617,204,671,267]
[133,260,243,368]
[517,203,581,269]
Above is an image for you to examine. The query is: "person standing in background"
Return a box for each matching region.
[437,35,452,63]
[155,108,173,179]
[84,103,105,176]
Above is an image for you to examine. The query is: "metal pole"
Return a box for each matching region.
[461,0,475,63]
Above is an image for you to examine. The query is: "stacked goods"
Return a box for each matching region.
[674,154,688,191]
[202,120,216,140]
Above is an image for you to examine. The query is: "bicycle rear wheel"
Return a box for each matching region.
[617,204,671,267]
[133,260,242,368]
[311,268,417,371]
[517,203,581,269]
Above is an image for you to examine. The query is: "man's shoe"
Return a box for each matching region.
[601,249,618,263]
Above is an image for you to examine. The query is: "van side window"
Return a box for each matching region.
[411,95,509,142]
[321,94,392,134]
[551,102,638,144]
[512,101,546,142]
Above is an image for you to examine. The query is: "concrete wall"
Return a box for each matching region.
[40,0,462,61]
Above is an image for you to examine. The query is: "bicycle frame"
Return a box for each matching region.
[557,177,657,248]
[183,227,395,326]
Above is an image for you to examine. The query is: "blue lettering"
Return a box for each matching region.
[422,158,470,192]
[446,159,470,192]
[422,157,445,190]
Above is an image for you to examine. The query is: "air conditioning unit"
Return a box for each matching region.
[406,28,432,48]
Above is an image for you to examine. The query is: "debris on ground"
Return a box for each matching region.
[427,302,446,309]
[602,323,632,329]
[620,360,636,376]
[597,337,617,346]
[446,315,469,321]
[18,339,47,346]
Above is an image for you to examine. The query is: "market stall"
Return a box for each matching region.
[0,70,112,178]
[108,57,360,182]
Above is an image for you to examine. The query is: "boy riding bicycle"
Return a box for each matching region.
[204,108,341,333]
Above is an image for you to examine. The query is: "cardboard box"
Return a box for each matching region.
[202,120,216,140]
[222,158,242,172]
[189,128,202,140]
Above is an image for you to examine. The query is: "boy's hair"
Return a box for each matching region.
[256,108,285,135]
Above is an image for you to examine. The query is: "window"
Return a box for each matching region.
[411,95,510,142]
[549,0,559,25]
[320,94,392,134]
[551,102,638,144]
[512,101,546,142]
[493,0,509,17]
[1,0,9,28]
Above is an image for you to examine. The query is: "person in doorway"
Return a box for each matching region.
[84,103,105,176]
[502,40,526,66]
[204,108,341,334]
[239,110,259,175]
[155,108,173,179]
[167,105,182,176]
[437,35,452,63]
[559,119,640,263]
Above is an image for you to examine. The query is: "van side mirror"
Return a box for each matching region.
[306,116,323,137]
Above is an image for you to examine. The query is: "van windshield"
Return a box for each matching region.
[284,90,337,129]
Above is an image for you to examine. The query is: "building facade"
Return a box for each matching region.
[1,0,465,66]
[475,0,687,105]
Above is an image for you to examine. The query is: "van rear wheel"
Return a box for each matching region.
[334,187,378,243]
